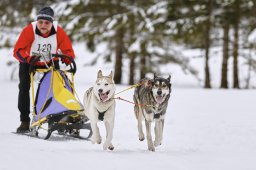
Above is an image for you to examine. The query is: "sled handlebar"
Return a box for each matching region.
[52,54,77,74]
[29,54,76,74]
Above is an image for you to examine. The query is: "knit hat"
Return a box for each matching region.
[37,7,54,23]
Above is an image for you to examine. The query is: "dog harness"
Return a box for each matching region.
[154,113,161,119]
[96,98,113,121]
[97,109,107,121]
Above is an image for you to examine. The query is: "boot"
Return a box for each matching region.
[16,122,30,133]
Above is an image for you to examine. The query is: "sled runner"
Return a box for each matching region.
[28,53,92,140]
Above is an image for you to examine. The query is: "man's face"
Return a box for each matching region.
[37,19,52,34]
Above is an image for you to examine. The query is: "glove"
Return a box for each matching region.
[26,56,36,64]
[61,57,72,65]
[26,56,45,66]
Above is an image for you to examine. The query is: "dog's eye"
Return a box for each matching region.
[105,83,108,86]
[97,83,100,86]
[162,84,167,88]
[154,84,159,87]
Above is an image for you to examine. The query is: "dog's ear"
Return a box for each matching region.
[169,83,172,92]
[147,79,153,88]
[109,70,113,80]
[153,73,157,79]
[167,75,171,82]
[97,70,103,78]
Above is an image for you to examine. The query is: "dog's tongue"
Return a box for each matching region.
[100,93,108,101]
[156,96,163,103]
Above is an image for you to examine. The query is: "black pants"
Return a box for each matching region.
[18,63,31,122]
[18,61,60,122]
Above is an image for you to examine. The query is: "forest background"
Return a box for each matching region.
[1,0,256,89]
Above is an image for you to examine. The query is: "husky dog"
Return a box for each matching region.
[83,70,116,150]
[133,74,171,151]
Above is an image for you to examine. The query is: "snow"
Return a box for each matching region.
[248,29,256,43]
[1,47,256,170]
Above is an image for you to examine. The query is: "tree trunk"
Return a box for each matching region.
[129,54,135,85]
[140,42,147,80]
[129,8,136,85]
[114,27,124,84]
[246,45,252,89]
[232,0,240,89]
[220,22,229,88]
[204,0,212,88]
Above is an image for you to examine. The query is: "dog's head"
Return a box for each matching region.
[93,70,116,102]
[151,74,171,104]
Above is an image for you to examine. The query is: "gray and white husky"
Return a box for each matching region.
[83,70,116,150]
[133,74,171,151]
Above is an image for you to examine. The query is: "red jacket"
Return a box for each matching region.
[13,23,75,63]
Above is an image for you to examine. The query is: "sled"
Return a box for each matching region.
[28,53,92,140]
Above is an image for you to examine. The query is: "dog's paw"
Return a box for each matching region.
[154,140,161,147]
[91,136,97,144]
[108,144,114,151]
[103,142,114,151]
[96,136,102,144]
[91,136,101,144]
[139,134,145,141]
[90,136,96,144]
[96,140,102,144]
[148,146,155,152]
[92,136,102,144]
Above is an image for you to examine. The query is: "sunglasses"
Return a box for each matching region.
[38,20,51,25]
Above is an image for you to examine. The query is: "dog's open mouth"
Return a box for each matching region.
[99,90,110,102]
[155,94,165,104]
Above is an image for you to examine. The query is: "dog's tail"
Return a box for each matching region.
[83,87,93,114]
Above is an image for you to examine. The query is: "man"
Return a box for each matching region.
[13,6,75,133]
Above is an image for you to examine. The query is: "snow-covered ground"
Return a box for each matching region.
[0,47,256,170]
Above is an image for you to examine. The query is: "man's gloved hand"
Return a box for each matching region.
[26,56,36,64]
[61,57,72,65]
[26,56,45,66]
